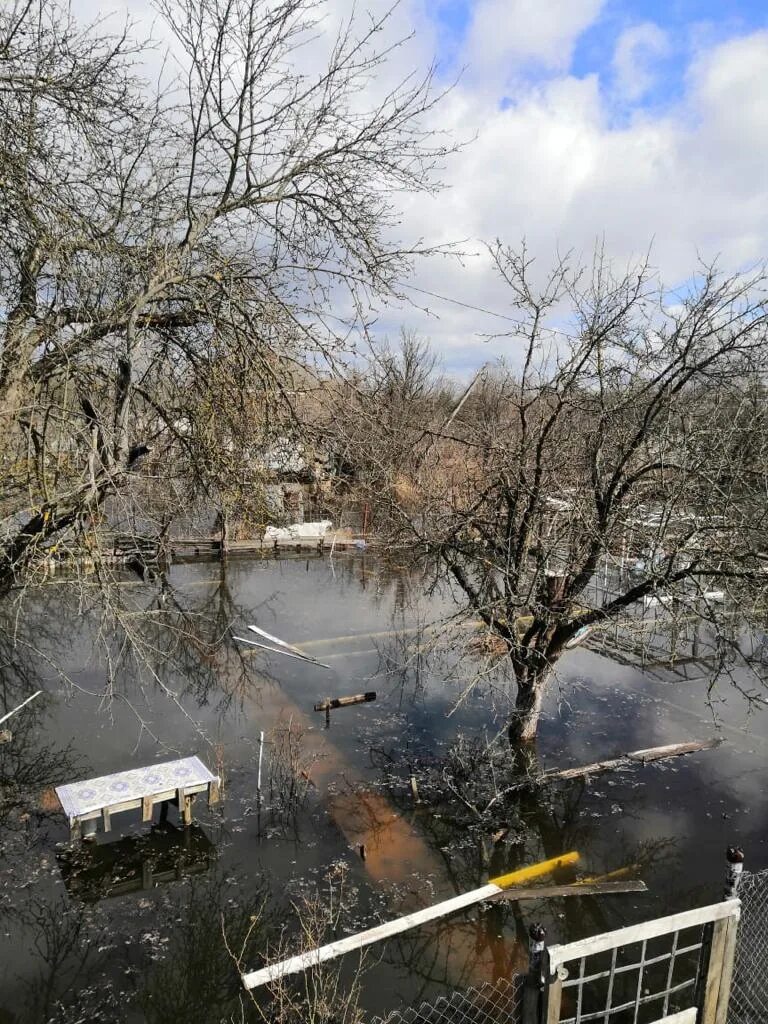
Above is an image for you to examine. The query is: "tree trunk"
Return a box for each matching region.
[508,670,550,747]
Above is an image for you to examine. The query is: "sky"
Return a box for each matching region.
[70,0,768,374]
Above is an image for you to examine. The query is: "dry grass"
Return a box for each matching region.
[466,630,509,658]
[38,787,61,812]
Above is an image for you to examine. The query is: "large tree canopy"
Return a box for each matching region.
[0,0,450,592]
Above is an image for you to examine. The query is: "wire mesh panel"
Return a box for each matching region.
[554,926,704,1024]
[729,869,768,1024]
[546,901,740,1024]
[370,976,523,1024]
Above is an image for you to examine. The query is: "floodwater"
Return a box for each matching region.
[0,553,766,1022]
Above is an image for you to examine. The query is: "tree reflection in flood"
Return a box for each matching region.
[1,554,768,1022]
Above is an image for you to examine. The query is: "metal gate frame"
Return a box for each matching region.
[536,899,741,1024]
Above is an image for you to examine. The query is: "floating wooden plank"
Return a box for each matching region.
[241,852,580,990]
[565,625,595,649]
[497,880,647,900]
[55,756,219,838]
[314,693,376,712]
[0,690,42,727]
[248,624,311,659]
[233,634,332,670]
[544,739,719,781]
[582,863,643,883]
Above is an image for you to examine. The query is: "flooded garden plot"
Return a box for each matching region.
[0,552,767,1023]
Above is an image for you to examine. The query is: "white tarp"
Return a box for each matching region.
[264,520,333,541]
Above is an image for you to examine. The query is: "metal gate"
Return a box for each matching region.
[537,899,741,1024]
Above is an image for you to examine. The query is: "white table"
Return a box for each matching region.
[55,756,219,840]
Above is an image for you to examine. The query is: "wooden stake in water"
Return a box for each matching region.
[257,730,264,836]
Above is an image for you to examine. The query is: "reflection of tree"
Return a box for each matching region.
[1,894,117,1024]
[0,588,75,715]
[0,872,274,1024]
[134,873,273,1024]
[0,710,80,834]
[370,737,681,1000]
[373,615,432,710]
[0,558,280,751]
[147,559,272,713]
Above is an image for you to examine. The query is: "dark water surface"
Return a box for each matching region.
[0,553,766,1022]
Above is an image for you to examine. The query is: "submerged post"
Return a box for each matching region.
[257,729,264,837]
[724,845,745,900]
[522,923,547,1024]
[257,730,264,805]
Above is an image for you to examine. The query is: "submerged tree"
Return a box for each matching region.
[0,0,450,595]
[334,246,768,743]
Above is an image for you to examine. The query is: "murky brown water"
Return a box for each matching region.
[0,552,767,1022]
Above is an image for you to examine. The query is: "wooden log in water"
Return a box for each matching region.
[544,739,719,781]
[497,880,647,900]
[314,692,376,713]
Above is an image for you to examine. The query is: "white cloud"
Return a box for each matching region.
[464,0,603,75]
[388,22,768,372]
[58,3,768,373]
[612,22,670,101]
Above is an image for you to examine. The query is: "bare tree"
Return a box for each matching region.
[0,0,453,705]
[333,245,768,744]
[0,0,451,580]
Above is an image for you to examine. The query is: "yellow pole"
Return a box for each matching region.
[489,851,580,889]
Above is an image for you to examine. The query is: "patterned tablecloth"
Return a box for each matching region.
[55,756,217,818]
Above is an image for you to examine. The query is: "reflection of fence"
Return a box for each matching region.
[371,977,522,1024]
[729,869,768,1024]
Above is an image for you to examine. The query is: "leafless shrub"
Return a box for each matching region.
[226,862,368,1024]
[267,716,317,829]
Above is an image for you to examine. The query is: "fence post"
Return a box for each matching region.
[698,846,744,1020]
[712,846,744,1024]
[522,923,547,1024]
[724,845,744,900]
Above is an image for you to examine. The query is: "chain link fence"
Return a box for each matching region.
[729,868,768,1024]
[370,976,523,1024]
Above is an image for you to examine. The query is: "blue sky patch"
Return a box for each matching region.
[572,0,767,116]
[429,0,767,118]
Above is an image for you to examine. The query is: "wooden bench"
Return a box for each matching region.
[55,756,220,842]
